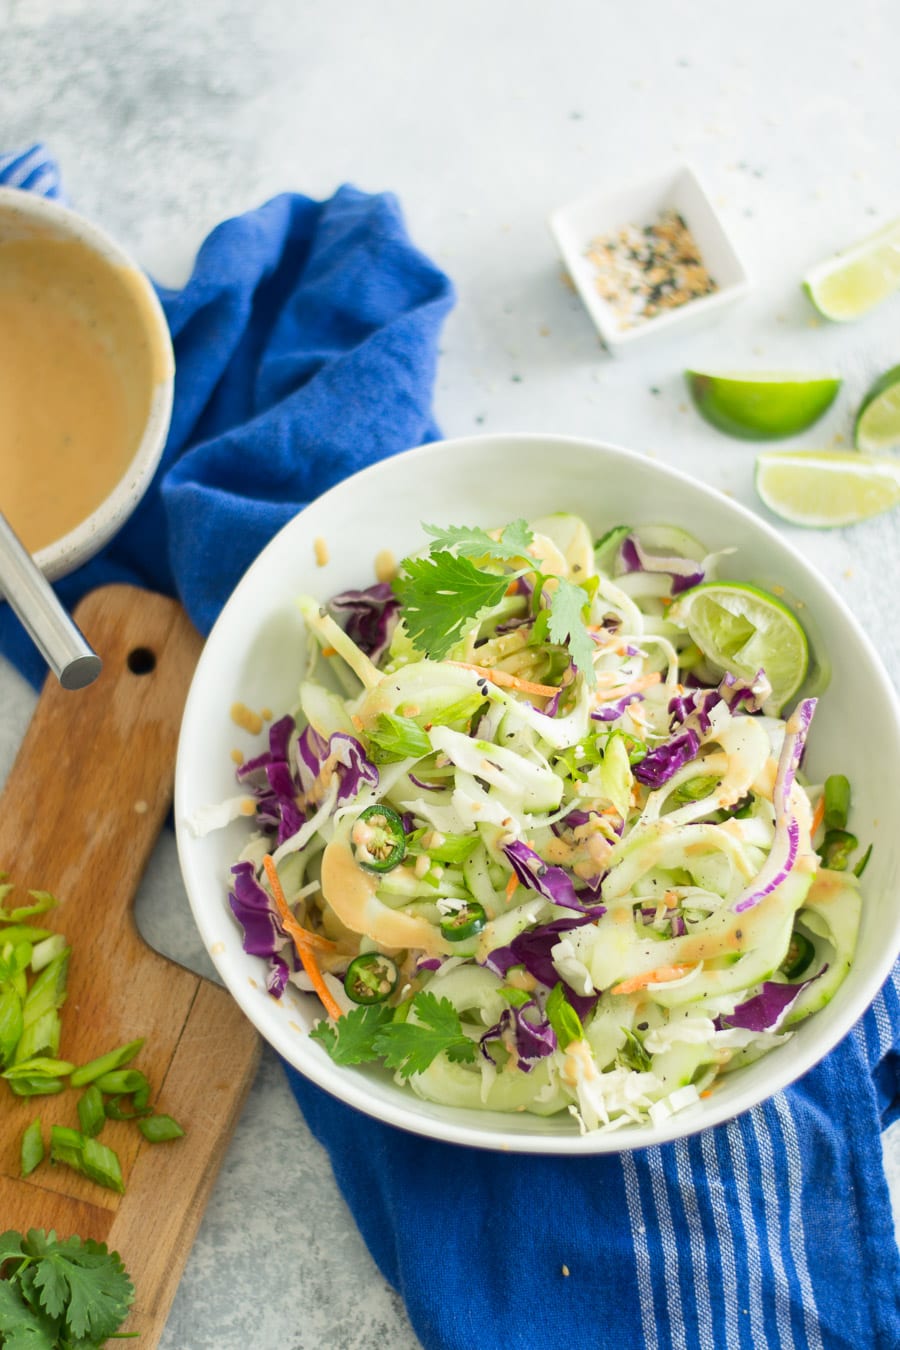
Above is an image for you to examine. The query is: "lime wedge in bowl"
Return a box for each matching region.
[803,218,900,321]
[685,370,841,440]
[669,580,808,714]
[854,364,900,451]
[755,450,900,528]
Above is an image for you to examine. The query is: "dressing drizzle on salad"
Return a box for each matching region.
[197,514,864,1133]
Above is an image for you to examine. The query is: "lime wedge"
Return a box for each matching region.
[755,450,900,527]
[685,370,841,440]
[803,218,900,321]
[854,364,900,451]
[669,581,808,714]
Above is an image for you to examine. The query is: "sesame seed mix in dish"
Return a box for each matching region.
[585,209,717,328]
[191,514,865,1134]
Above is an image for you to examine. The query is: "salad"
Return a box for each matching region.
[196,513,866,1134]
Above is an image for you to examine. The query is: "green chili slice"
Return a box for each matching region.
[351,804,407,873]
[853,843,873,878]
[344,953,400,1005]
[823,774,851,833]
[780,932,816,980]
[820,829,858,872]
[439,902,487,942]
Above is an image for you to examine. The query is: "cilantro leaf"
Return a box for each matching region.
[0,1279,56,1350]
[309,1004,393,1066]
[28,1233,134,1343]
[392,552,510,661]
[373,991,478,1077]
[366,713,432,764]
[548,577,596,686]
[421,518,533,560]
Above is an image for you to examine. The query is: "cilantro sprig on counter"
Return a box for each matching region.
[0,1228,134,1349]
[310,991,478,1078]
[392,519,596,681]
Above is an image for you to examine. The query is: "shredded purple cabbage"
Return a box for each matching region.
[295,726,379,804]
[619,534,705,595]
[266,954,291,999]
[502,840,606,915]
[716,965,825,1032]
[591,692,645,723]
[229,861,284,960]
[483,915,600,1019]
[327,582,399,663]
[633,729,701,788]
[480,1001,558,1072]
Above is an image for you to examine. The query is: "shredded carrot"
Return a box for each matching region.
[609,964,695,996]
[505,871,518,902]
[447,661,560,698]
[593,672,662,701]
[320,645,337,658]
[811,795,825,837]
[700,1089,714,1099]
[262,855,343,1019]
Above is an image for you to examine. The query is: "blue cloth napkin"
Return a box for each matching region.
[4,147,900,1350]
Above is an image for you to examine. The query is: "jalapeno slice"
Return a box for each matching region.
[780,931,816,979]
[351,804,407,873]
[344,953,400,1004]
[820,828,858,872]
[439,902,487,942]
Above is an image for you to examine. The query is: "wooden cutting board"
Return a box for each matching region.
[0,586,261,1345]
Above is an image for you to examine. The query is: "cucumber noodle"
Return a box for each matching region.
[195,514,862,1134]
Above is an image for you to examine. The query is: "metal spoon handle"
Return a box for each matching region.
[0,511,101,690]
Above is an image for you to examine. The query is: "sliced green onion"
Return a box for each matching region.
[344,953,400,1005]
[3,1056,74,1080]
[545,983,584,1049]
[30,933,68,973]
[672,774,719,804]
[138,1114,186,1143]
[500,986,532,1007]
[105,1093,153,1121]
[81,1137,125,1193]
[9,1075,65,1097]
[351,805,407,873]
[0,987,23,1068]
[14,1009,60,1063]
[78,1084,106,1138]
[823,774,851,832]
[70,1037,145,1087]
[439,902,487,942]
[93,1068,150,1097]
[20,1117,44,1177]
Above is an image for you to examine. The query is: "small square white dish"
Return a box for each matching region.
[549,162,752,352]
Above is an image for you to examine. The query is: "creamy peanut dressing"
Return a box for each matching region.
[0,231,170,553]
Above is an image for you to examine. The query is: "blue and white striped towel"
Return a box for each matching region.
[3,144,899,1350]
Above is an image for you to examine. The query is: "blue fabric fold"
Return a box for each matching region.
[0,144,454,679]
[3,146,899,1350]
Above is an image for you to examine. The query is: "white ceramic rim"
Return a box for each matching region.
[0,187,174,581]
[175,432,900,1153]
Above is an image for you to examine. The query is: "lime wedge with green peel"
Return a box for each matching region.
[669,581,808,713]
[854,364,900,451]
[685,370,841,440]
[755,450,900,528]
[803,218,900,321]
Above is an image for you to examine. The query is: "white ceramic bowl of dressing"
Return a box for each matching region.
[175,434,900,1153]
[0,188,174,580]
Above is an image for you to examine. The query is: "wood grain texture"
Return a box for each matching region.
[0,586,260,1345]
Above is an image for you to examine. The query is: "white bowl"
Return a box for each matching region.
[174,433,900,1153]
[549,163,752,352]
[0,188,174,580]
